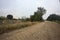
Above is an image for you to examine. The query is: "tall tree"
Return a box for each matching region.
[37,7,46,15]
[30,7,46,21]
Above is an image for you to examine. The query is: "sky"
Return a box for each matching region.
[0,0,60,20]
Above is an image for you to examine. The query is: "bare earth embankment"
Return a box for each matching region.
[0,21,60,40]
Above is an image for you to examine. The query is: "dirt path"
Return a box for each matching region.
[0,21,60,40]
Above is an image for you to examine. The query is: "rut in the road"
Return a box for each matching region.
[0,21,60,40]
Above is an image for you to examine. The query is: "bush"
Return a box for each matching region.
[0,16,6,20]
[0,21,35,34]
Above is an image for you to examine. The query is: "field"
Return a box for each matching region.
[0,20,36,34]
[0,21,60,40]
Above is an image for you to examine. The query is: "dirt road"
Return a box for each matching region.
[0,21,60,40]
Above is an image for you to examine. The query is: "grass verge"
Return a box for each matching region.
[0,22,36,34]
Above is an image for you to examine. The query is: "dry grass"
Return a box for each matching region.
[0,21,60,40]
[0,21,36,34]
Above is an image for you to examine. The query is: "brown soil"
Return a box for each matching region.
[0,21,60,40]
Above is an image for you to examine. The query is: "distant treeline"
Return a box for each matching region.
[0,14,17,20]
[0,7,60,22]
[0,7,46,22]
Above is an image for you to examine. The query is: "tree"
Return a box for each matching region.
[30,15,35,22]
[38,7,46,15]
[25,18,30,21]
[47,14,60,21]
[7,14,13,20]
[0,16,6,20]
[30,7,46,21]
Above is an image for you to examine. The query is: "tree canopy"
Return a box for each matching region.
[7,14,13,20]
[30,7,46,22]
[47,14,60,21]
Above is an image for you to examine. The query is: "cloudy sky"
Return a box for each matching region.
[0,0,60,19]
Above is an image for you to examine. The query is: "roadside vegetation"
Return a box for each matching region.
[0,7,46,34]
[0,20,36,34]
[0,7,60,34]
[47,14,60,24]
[0,14,36,34]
